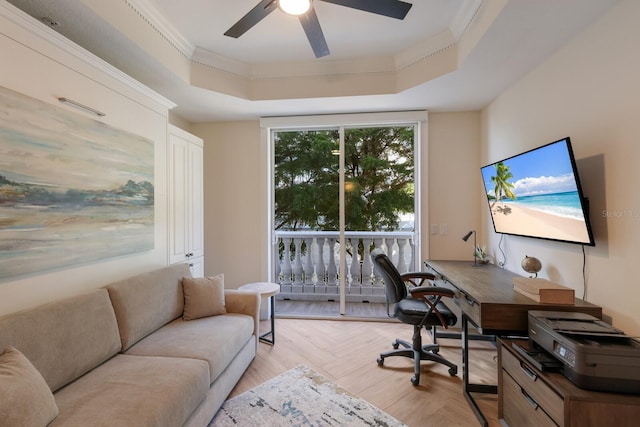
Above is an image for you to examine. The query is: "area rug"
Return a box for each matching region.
[209,365,406,426]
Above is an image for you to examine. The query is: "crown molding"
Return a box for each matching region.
[0,1,176,110]
[451,0,486,40]
[125,0,195,59]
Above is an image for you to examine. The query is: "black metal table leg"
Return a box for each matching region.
[259,294,276,345]
[462,314,497,427]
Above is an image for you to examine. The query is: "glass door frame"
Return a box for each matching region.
[262,111,427,315]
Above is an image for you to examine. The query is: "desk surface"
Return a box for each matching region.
[425,260,602,335]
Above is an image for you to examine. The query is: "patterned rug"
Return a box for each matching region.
[209,365,406,426]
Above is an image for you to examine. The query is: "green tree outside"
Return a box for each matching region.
[274,126,414,232]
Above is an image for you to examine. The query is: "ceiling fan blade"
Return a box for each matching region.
[299,8,330,58]
[224,0,278,38]
[320,0,412,20]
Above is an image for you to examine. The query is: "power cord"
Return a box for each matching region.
[582,245,587,300]
[497,234,506,268]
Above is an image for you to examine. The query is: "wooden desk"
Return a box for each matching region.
[424,260,602,426]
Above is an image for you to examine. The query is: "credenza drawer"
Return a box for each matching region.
[502,369,558,427]
[501,346,563,426]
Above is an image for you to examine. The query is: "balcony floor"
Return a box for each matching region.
[274,299,393,320]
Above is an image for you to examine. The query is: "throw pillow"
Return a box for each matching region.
[183,274,227,320]
[0,346,59,427]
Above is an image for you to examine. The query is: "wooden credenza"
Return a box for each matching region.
[499,338,640,427]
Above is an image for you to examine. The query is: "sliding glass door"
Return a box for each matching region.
[268,114,420,317]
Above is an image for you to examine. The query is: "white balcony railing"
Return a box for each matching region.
[273,231,415,303]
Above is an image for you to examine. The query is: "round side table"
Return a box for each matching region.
[238,282,280,345]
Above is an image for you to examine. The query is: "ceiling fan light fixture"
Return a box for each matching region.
[278,0,311,16]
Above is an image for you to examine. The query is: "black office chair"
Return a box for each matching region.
[372,249,458,386]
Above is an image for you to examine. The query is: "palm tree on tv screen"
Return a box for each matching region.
[490,162,516,207]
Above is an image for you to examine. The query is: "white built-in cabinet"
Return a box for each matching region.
[168,124,204,277]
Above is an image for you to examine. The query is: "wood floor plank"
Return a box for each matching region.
[228,318,501,426]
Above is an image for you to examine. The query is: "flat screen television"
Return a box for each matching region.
[480,137,595,246]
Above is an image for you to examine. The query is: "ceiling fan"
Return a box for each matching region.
[224,0,413,58]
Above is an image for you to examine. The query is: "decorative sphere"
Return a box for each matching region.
[521,256,542,275]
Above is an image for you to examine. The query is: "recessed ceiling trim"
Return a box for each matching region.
[189,46,462,102]
[0,1,176,110]
[126,0,483,84]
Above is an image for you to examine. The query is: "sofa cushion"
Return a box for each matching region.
[124,314,254,384]
[183,274,226,320]
[0,346,59,427]
[105,263,192,351]
[0,289,122,392]
[51,354,209,427]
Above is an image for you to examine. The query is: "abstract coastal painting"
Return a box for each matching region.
[0,86,154,281]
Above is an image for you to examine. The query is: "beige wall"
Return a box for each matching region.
[480,0,640,335]
[0,11,170,316]
[192,121,267,288]
[428,112,481,260]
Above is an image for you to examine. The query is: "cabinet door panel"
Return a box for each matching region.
[168,134,189,264]
[189,142,204,259]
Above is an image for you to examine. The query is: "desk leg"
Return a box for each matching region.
[259,295,276,345]
[462,314,497,427]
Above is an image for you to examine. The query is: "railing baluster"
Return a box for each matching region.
[361,238,373,286]
[349,237,361,286]
[303,237,314,286]
[409,238,416,272]
[315,237,326,286]
[372,238,384,287]
[385,237,396,267]
[397,237,407,274]
[326,238,338,288]
[281,237,292,285]
[327,237,338,294]
[292,238,303,286]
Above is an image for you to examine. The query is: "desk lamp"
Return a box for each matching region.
[462,230,477,267]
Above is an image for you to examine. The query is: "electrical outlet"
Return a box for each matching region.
[440,224,448,235]
[431,224,438,235]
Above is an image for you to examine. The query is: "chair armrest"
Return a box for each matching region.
[401,272,436,287]
[409,286,456,328]
[408,286,455,299]
[224,290,261,351]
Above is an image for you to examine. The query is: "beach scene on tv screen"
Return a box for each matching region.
[481,140,591,244]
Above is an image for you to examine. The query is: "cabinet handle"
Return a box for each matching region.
[520,387,539,410]
[519,362,538,381]
[464,295,476,306]
[189,263,194,267]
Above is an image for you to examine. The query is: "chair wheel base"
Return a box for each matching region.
[411,375,420,386]
[377,357,384,366]
[449,366,458,376]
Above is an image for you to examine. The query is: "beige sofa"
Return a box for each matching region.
[0,263,260,426]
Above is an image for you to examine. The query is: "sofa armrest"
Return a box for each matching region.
[224,290,261,351]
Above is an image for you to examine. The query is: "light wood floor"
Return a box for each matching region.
[228,317,501,427]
